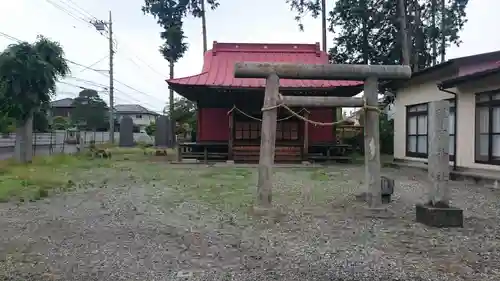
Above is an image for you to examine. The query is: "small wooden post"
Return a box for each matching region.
[228,110,234,160]
[204,146,208,164]
[364,76,382,207]
[176,145,182,162]
[257,73,280,208]
[303,110,309,161]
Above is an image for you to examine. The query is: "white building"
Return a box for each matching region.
[389,50,500,173]
[114,104,159,132]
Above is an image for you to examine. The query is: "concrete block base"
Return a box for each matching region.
[415,203,463,228]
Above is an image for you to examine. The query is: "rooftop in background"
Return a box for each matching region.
[167,41,364,91]
[439,62,500,89]
[50,98,74,108]
[387,50,500,90]
[114,104,159,115]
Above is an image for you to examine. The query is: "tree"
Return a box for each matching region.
[142,0,220,121]
[169,97,196,135]
[51,116,70,130]
[288,0,468,67]
[145,121,156,136]
[0,36,69,162]
[71,89,109,131]
[0,114,15,135]
[33,105,50,132]
[327,0,468,68]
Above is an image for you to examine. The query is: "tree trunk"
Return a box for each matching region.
[361,0,369,64]
[321,0,327,52]
[440,0,446,63]
[14,112,34,163]
[201,0,208,54]
[397,0,410,65]
[169,62,175,147]
[431,0,437,65]
[413,1,422,72]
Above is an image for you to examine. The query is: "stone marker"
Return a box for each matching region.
[381,176,395,203]
[416,100,463,228]
[119,116,134,147]
[155,115,174,148]
[355,175,394,204]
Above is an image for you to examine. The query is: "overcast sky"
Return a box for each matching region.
[0,0,498,113]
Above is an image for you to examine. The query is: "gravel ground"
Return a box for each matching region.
[0,162,499,281]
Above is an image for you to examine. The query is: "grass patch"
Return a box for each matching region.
[0,153,118,202]
[309,169,330,181]
[171,167,255,213]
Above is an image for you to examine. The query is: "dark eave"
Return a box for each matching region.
[385,50,500,90]
[439,67,500,89]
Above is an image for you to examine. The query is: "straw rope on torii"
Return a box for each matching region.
[261,93,382,127]
[227,104,310,122]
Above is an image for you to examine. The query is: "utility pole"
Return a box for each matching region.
[108,11,115,143]
[91,11,115,143]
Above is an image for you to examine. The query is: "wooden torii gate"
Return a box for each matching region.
[234,62,411,209]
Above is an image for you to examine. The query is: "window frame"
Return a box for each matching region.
[448,99,456,161]
[234,121,260,140]
[475,89,500,165]
[406,103,428,158]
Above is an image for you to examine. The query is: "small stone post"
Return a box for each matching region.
[427,100,450,205]
[416,100,462,227]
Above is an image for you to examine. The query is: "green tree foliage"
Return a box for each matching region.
[51,115,71,130]
[145,121,156,136]
[286,0,321,31]
[286,0,468,68]
[71,89,109,131]
[0,114,15,134]
[142,0,220,63]
[0,36,69,162]
[169,97,197,133]
[329,0,468,67]
[0,36,69,124]
[33,108,49,132]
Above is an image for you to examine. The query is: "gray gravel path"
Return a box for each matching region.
[0,164,499,281]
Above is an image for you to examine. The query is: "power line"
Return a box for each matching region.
[61,77,163,109]
[0,31,21,42]
[63,0,98,21]
[78,55,108,72]
[0,30,165,107]
[43,0,94,28]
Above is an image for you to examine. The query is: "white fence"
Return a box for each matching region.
[0,131,154,147]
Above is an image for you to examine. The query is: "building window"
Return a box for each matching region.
[276,122,299,141]
[406,103,428,158]
[136,114,142,119]
[235,122,260,140]
[475,91,500,165]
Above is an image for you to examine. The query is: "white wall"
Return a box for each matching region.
[118,113,157,130]
[394,74,500,171]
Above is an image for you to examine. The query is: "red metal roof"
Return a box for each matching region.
[167,42,363,89]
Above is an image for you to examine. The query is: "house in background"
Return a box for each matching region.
[114,104,159,132]
[389,50,500,173]
[49,98,75,118]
